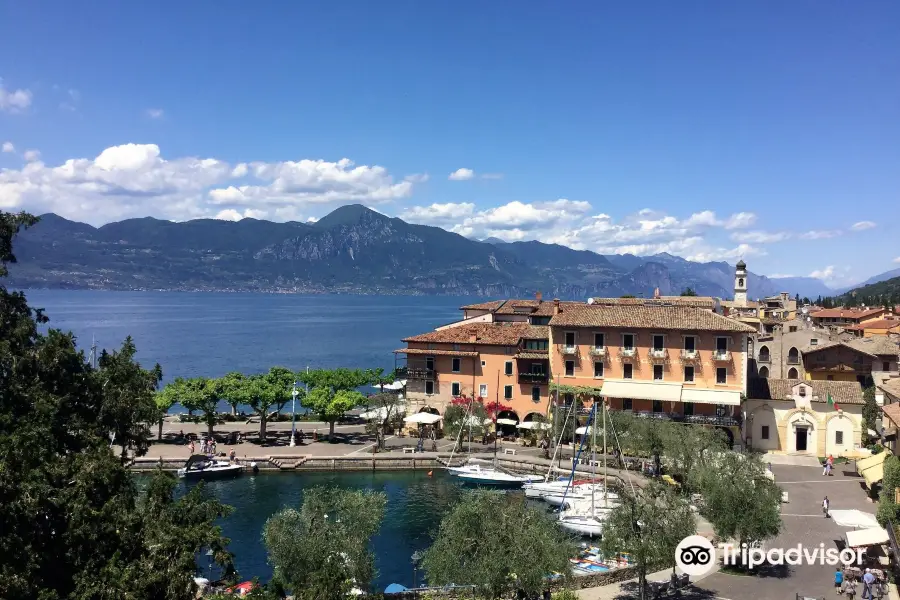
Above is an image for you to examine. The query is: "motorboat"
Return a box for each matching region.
[177,454,243,479]
[448,459,543,487]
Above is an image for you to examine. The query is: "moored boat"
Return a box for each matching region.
[177,454,243,479]
[448,459,543,486]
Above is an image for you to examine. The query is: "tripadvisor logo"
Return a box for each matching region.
[675,535,716,577]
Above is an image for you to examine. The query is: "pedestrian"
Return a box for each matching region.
[835,568,844,596]
[846,579,857,600]
[862,569,875,599]
[229,448,236,463]
[823,496,830,518]
[189,440,195,455]
[824,459,830,476]
[212,440,217,455]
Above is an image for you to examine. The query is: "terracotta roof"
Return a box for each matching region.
[402,322,533,346]
[747,378,865,405]
[393,348,479,357]
[881,403,900,428]
[810,308,885,320]
[515,351,550,359]
[720,300,763,309]
[522,325,550,340]
[588,296,718,309]
[460,300,505,311]
[845,337,900,357]
[863,319,900,330]
[878,378,900,399]
[548,305,756,332]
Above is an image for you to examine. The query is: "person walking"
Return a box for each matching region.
[862,569,875,599]
[823,496,830,518]
[834,568,844,596]
[189,439,195,455]
[845,578,857,600]
[229,448,236,463]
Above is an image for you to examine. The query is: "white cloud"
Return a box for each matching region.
[724,212,757,229]
[851,221,876,231]
[768,273,795,278]
[894,257,900,264]
[404,173,429,183]
[400,202,476,226]
[448,168,475,181]
[23,150,41,162]
[0,79,32,113]
[683,210,720,227]
[800,230,842,240]
[0,143,415,224]
[732,230,791,243]
[1,142,14,153]
[686,244,767,263]
[146,108,165,119]
[809,266,836,279]
[481,173,503,180]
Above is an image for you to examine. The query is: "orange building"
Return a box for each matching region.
[860,318,900,338]
[809,308,887,331]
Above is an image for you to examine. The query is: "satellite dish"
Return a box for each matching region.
[587,298,595,305]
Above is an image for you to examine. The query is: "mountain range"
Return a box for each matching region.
[3,204,870,300]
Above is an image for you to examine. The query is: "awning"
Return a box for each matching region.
[379,380,407,391]
[518,421,551,431]
[496,418,518,426]
[359,404,406,420]
[857,451,887,487]
[680,388,742,406]
[403,412,442,425]
[845,527,889,548]
[830,510,881,530]
[575,426,605,436]
[601,380,682,402]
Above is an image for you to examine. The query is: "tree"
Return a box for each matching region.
[862,386,879,445]
[266,366,299,413]
[442,396,489,450]
[264,486,386,599]
[680,287,698,297]
[298,368,370,437]
[220,371,247,416]
[220,373,278,443]
[423,490,574,599]
[877,455,900,526]
[0,210,234,600]
[695,453,782,563]
[96,335,164,460]
[155,383,178,440]
[363,392,406,450]
[601,482,696,600]
[661,424,728,490]
[172,377,224,438]
[366,367,394,393]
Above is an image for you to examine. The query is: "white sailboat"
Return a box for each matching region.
[448,458,543,486]
[545,483,619,508]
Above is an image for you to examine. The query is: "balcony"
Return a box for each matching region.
[519,372,549,384]
[680,349,700,362]
[757,354,771,363]
[787,357,800,365]
[630,410,741,427]
[561,346,578,355]
[648,348,668,363]
[713,350,731,362]
[395,367,434,380]
[589,345,607,357]
[620,347,638,360]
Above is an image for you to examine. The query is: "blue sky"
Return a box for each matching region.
[1,1,898,288]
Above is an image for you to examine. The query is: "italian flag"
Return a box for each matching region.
[827,393,839,411]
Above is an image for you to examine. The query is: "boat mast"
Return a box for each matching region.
[602,398,607,502]
[591,401,596,514]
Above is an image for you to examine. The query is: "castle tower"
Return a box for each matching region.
[734,259,748,307]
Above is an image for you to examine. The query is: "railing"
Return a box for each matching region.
[561,346,578,355]
[630,410,741,427]
[713,350,731,362]
[649,348,668,362]
[758,355,771,363]
[787,357,800,365]
[589,345,607,357]
[680,349,700,361]
[519,372,549,383]
[395,367,434,380]
[620,347,637,358]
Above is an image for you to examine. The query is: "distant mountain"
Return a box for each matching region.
[481,237,508,245]
[834,268,900,295]
[766,276,834,300]
[5,205,832,299]
[836,275,900,303]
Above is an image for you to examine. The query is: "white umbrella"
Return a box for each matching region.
[403,412,442,425]
[517,421,551,430]
[359,404,407,420]
[830,509,881,530]
[575,426,605,436]
[380,380,407,391]
[496,418,518,426]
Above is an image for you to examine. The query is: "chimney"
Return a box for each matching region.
[535,291,543,302]
[469,334,477,343]
[553,298,560,315]
[653,287,661,299]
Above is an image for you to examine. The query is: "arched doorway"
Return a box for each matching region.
[495,410,519,438]
[758,366,769,379]
[788,412,817,454]
[758,345,770,363]
[788,367,799,379]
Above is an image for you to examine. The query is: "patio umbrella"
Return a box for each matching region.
[495,418,518,426]
[830,509,881,530]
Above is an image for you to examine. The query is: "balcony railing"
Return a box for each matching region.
[561,346,578,355]
[713,350,731,362]
[630,410,741,427]
[757,355,771,363]
[787,357,800,365]
[649,348,668,362]
[395,367,434,380]
[620,347,637,359]
[519,372,549,384]
[589,346,607,357]
[680,349,700,361]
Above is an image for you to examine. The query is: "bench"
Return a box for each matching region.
[502,448,517,455]
[402,447,416,454]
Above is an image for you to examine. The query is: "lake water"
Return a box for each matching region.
[23,290,475,413]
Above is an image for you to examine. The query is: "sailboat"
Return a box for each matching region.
[447,458,543,486]
[522,391,579,498]
[558,400,618,537]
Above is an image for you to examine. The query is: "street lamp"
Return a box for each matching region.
[411,550,424,588]
[289,382,299,447]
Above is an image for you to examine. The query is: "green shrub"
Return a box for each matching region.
[552,590,580,600]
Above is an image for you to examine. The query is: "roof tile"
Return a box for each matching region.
[548,305,756,332]
[402,322,543,346]
[747,378,865,405]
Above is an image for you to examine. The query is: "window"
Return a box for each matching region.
[451,357,461,373]
[623,398,633,411]
[531,316,551,325]
[425,380,435,395]
[504,385,513,400]
[565,331,576,347]
[788,367,799,379]
[652,400,663,413]
[716,367,727,384]
[738,277,744,287]
[479,383,488,398]
[761,425,770,440]
[836,431,844,445]
[452,343,460,351]
[624,363,633,379]
[758,366,769,378]
[811,338,818,346]
[451,382,461,396]
[565,360,575,377]
[798,386,806,397]
[758,345,770,362]
[684,336,696,351]
[653,364,663,380]
[885,362,891,371]
[532,386,541,402]
[594,333,605,347]
[427,343,435,350]
[563,393,574,406]
[505,346,514,355]
[594,362,604,378]
[504,361,513,376]
[530,362,545,374]
[788,347,799,364]
[481,360,486,367]
[426,356,435,370]
[716,337,728,352]
[623,333,635,349]
[684,366,695,382]
[683,402,694,416]
[789,326,798,332]
[653,334,664,351]
[525,339,549,350]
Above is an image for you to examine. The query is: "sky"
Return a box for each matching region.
[1,2,898,288]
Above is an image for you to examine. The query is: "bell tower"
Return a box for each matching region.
[734,259,748,307]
